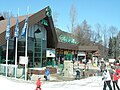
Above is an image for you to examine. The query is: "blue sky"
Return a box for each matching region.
[0,0,120,32]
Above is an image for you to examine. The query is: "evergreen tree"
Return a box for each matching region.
[108,37,113,58]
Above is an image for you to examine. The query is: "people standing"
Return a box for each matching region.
[116,66,120,77]
[44,67,50,81]
[100,60,106,72]
[75,67,81,80]
[82,68,86,78]
[102,69,112,90]
[112,68,120,90]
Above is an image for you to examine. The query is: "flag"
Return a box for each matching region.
[14,14,19,38]
[21,15,28,36]
[5,17,10,40]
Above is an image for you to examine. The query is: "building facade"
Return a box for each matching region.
[0,6,99,72]
[0,7,58,69]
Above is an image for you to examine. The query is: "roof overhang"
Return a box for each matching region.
[78,46,98,52]
[57,42,78,50]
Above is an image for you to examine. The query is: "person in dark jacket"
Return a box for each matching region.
[75,68,81,80]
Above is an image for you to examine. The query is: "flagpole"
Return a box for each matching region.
[25,6,28,57]
[6,40,9,77]
[25,20,28,57]
[15,37,18,78]
[25,24,27,80]
[15,8,19,78]
[25,6,29,80]
[5,10,10,77]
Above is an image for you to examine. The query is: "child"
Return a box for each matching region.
[36,77,41,90]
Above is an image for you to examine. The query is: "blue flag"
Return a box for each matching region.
[5,17,10,40]
[14,14,19,38]
[21,15,28,36]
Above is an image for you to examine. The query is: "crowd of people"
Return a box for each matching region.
[102,61,120,90]
[34,58,120,90]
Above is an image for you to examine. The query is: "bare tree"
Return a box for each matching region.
[52,12,59,27]
[94,23,104,58]
[95,23,102,44]
[74,24,83,45]
[74,20,92,46]
[90,30,97,45]
[80,20,91,45]
[108,26,118,37]
[70,4,77,33]
[0,11,14,19]
[67,24,70,32]
[102,25,109,59]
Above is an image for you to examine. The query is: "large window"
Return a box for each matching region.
[0,21,47,68]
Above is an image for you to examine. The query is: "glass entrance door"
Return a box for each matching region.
[33,29,42,67]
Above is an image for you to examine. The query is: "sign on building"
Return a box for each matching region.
[46,49,55,57]
[78,52,86,56]
[109,59,115,63]
[19,56,28,65]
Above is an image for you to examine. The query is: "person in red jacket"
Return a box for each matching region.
[116,66,120,78]
[112,68,120,90]
[36,77,41,90]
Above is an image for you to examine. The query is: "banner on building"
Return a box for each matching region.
[14,14,19,38]
[109,59,115,63]
[5,16,10,40]
[21,15,28,36]
[78,52,86,56]
[46,49,55,57]
[19,56,28,65]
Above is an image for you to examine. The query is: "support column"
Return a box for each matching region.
[32,37,35,68]
[40,33,42,67]
[0,56,1,63]
[0,47,2,64]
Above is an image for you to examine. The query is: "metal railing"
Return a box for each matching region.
[0,64,15,76]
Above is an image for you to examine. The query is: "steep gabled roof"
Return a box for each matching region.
[0,6,58,48]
